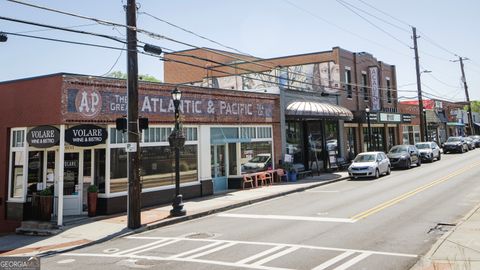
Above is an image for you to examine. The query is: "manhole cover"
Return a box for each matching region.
[184,232,217,239]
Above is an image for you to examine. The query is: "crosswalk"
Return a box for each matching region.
[62,236,417,270]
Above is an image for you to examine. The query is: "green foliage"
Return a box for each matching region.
[106,71,161,82]
[139,74,161,82]
[282,162,296,173]
[465,100,480,113]
[107,71,127,79]
[87,185,98,193]
[39,188,52,196]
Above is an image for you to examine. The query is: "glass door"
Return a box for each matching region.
[63,151,83,215]
[211,144,227,193]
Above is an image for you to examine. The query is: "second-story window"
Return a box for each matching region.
[362,73,368,101]
[344,67,352,98]
[386,78,392,103]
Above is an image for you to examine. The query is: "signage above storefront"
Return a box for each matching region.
[379,112,402,123]
[27,126,60,148]
[65,88,274,121]
[402,114,412,123]
[65,124,107,147]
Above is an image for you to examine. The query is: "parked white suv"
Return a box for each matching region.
[348,152,391,180]
[415,142,441,162]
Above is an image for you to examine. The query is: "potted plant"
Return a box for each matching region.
[282,162,297,182]
[87,184,98,217]
[38,188,53,221]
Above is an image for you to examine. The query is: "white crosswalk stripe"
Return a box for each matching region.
[63,236,416,270]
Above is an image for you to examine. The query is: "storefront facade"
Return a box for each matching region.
[0,73,280,231]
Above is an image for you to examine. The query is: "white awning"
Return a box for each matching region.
[286,101,353,120]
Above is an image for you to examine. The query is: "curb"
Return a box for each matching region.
[410,202,480,269]
[36,175,349,257]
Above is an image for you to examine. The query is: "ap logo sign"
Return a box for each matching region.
[75,89,102,117]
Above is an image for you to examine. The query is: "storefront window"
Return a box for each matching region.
[27,151,43,195]
[286,121,303,164]
[83,150,91,177]
[94,149,106,193]
[388,127,396,150]
[402,126,421,145]
[363,127,384,152]
[110,145,198,193]
[10,151,24,198]
[240,141,272,173]
[346,127,357,160]
[110,148,127,193]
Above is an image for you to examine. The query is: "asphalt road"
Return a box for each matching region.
[43,149,480,270]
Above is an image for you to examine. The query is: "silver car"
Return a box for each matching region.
[348,152,391,180]
[415,142,441,162]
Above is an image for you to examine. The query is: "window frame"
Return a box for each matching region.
[107,125,200,196]
[8,127,28,202]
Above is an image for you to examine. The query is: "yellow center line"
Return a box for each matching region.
[350,161,480,221]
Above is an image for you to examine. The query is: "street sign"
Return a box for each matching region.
[125,143,137,152]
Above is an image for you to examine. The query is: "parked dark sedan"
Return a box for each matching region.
[443,137,468,153]
[464,137,476,150]
[387,145,421,169]
[469,135,480,148]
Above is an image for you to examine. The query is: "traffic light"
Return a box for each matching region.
[116,117,127,132]
[139,117,149,130]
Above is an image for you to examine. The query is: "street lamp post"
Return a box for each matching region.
[366,107,372,151]
[423,108,428,141]
[168,88,186,217]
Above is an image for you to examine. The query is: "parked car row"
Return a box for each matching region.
[348,136,476,180]
[442,136,478,153]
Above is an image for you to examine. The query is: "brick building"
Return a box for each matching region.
[165,47,412,167]
[0,73,280,232]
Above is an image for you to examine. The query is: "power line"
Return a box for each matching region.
[100,44,125,76]
[15,23,98,34]
[338,0,410,33]
[139,11,251,57]
[356,0,412,27]
[1,31,128,51]
[4,2,424,103]
[417,30,459,58]
[282,0,412,58]
[0,15,126,44]
[8,0,413,94]
[335,0,411,48]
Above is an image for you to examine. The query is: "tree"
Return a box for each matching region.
[106,71,161,83]
[464,100,480,113]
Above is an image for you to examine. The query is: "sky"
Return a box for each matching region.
[1,0,479,101]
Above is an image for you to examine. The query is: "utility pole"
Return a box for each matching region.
[412,27,425,141]
[126,0,141,229]
[453,57,474,135]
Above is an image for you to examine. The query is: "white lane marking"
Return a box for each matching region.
[113,239,170,255]
[125,236,417,258]
[62,253,293,270]
[251,246,299,266]
[217,213,356,223]
[333,252,371,270]
[129,239,181,256]
[168,241,224,259]
[57,259,75,264]
[312,251,355,270]
[235,245,286,264]
[185,242,236,259]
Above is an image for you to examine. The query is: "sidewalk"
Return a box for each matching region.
[0,171,348,257]
[412,203,480,270]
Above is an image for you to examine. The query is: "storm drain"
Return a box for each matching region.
[427,223,456,234]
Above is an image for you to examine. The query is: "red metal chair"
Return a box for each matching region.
[242,174,254,189]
